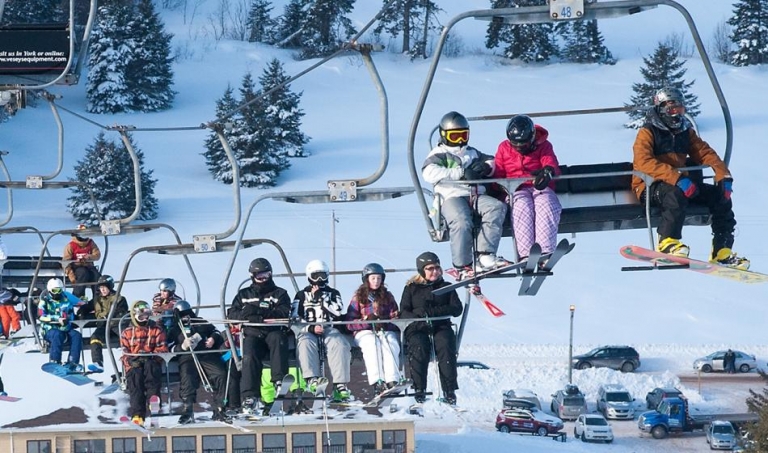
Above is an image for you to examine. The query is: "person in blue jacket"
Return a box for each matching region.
[37,278,84,371]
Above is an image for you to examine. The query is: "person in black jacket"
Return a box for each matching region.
[167,301,229,424]
[400,251,463,406]
[226,258,291,414]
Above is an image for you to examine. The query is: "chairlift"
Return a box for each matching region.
[407,0,733,254]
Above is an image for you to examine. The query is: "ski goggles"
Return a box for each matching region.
[443,129,469,145]
[252,271,272,282]
[50,287,62,295]
[661,101,685,116]
[423,265,442,272]
[134,304,151,320]
[309,271,329,282]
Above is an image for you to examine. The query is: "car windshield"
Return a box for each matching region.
[583,347,601,356]
[586,417,608,426]
[563,396,585,406]
[713,425,734,434]
[606,392,632,402]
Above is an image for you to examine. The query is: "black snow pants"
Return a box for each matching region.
[240,330,288,400]
[178,352,227,408]
[126,360,162,418]
[406,325,458,393]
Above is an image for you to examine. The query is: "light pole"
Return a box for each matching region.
[568,304,576,384]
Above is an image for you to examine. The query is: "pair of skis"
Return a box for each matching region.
[444,239,574,317]
[119,395,160,438]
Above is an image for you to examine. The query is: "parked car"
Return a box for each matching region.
[645,387,683,410]
[571,345,641,372]
[706,420,737,450]
[574,413,614,443]
[597,384,635,420]
[550,384,588,420]
[495,407,564,436]
[457,361,490,370]
[503,389,542,409]
[693,350,757,373]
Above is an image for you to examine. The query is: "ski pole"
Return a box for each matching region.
[178,318,212,393]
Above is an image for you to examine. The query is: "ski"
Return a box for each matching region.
[620,245,768,284]
[521,239,575,296]
[517,243,542,296]
[0,395,21,402]
[311,377,329,411]
[268,374,296,416]
[436,398,468,413]
[365,380,413,408]
[468,285,505,317]
[119,415,154,438]
[433,260,529,296]
[98,382,121,396]
[148,395,160,428]
[194,416,254,432]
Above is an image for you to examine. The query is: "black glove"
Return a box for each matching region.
[469,160,491,177]
[533,166,555,190]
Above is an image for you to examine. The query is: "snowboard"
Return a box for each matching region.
[148,395,160,428]
[268,374,296,416]
[119,415,154,438]
[519,239,575,296]
[0,395,21,402]
[41,362,94,386]
[620,245,768,284]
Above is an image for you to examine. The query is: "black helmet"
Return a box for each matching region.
[174,300,194,319]
[506,115,536,155]
[97,275,115,291]
[249,258,272,274]
[438,111,470,147]
[416,251,440,277]
[653,86,686,131]
[362,263,386,283]
[159,278,176,293]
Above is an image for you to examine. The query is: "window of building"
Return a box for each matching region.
[26,440,51,453]
[202,435,226,453]
[321,432,346,453]
[112,437,137,453]
[142,436,167,453]
[292,432,316,453]
[351,431,376,453]
[172,436,196,453]
[382,429,407,453]
[232,434,257,453]
[74,439,106,453]
[262,433,286,453]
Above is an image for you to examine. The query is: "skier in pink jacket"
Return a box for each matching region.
[493,115,562,260]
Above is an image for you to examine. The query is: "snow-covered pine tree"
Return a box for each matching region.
[130,0,175,111]
[0,0,63,24]
[67,132,158,225]
[561,20,615,64]
[86,3,135,113]
[258,58,309,158]
[624,42,700,129]
[485,0,558,63]
[277,0,357,59]
[237,73,289,188]
[202,85,243,184]
[247,0,277,43]
[727,0,768,66]
[373,0,442,57]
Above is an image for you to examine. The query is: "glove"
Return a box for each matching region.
[718,178,733,200]
[188,333,202,350]
[181,337,192,351]
[676,177,698,198]
[469,160,491,177]
[462,166,481,181]
[533,166,555,190]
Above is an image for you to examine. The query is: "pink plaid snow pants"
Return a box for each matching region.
[510,186,562,258]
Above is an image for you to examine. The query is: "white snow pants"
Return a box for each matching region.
[354,330,402,385]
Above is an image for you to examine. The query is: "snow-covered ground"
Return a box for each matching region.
[1,1,766,451]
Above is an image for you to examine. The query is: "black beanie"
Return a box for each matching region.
[416,251,440,277]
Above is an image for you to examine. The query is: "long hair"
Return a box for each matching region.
[353,282,388,316]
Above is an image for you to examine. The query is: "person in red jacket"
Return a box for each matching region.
[62,226,101,299]
[493,115,562,260]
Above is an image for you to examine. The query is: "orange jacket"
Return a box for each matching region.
[631,122,730,199]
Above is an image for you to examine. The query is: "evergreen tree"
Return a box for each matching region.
[625,43,700,128]
[373,0,442,57]
[202,85,242,184]
[130,0,176,111]
[0,0,64,24]
[86,4,135,113]
[67,132,158,225]
[485,0,559,63]
[745,368,768,451]
[258,58,309,158]
[727,0,768,66]
[276,0,357,59]
[561,20,615,64]
[247,0,277,43]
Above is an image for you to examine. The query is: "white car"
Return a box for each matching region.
[574,413,614,443]
[706,420,737,450]
[693,350,757,373]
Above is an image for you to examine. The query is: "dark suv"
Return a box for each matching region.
[571,345,640,372]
